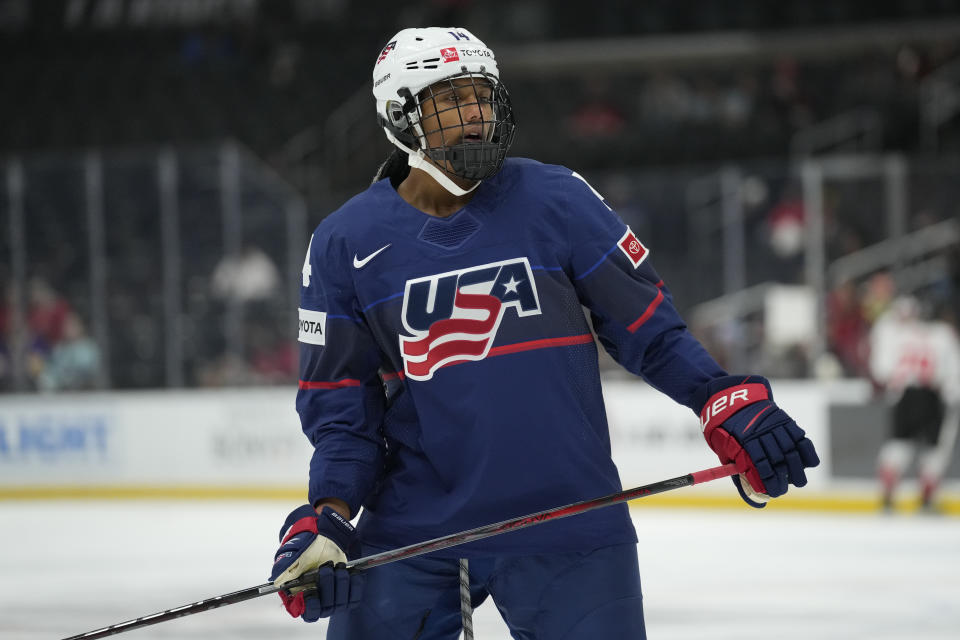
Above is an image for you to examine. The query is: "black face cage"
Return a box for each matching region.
[389,71,517,182]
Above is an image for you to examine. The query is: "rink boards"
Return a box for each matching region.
[0,379,957,513]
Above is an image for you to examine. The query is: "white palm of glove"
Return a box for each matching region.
[737,473,771,504]
[273,534,347,589]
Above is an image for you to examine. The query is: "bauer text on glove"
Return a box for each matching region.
[693,375,820,507]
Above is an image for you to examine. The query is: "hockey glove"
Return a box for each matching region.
[270,505,364,621]
[693,375,820,508]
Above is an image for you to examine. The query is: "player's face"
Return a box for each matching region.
[418,77,495,154]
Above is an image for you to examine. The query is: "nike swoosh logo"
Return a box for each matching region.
[353,244,391,269]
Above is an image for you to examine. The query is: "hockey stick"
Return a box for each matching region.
[61,462,737,640]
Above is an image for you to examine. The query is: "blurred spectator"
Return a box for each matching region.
[249,320,297,384]
[718,73,757,129]
[639,72,695,126]
[826,279,868,376]
[0,281,16,382]
[566,77,626,139]
[766,189,805,259]
[0,279,56,391]
[759,185,807,285]
[27,277,73,346]
[195,352,251,388]
[195,321,295,387]
[861,270,897,323]
[769,57,815,131]
[211,245,282,304]
[35,312,101,392]
[269,40,302,88]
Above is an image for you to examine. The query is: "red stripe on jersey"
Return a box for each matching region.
[488,333,594,357]
[298,378,362,390]
[368,335,598,383]
[399,333,595,379]
[405,338,490,378]
[627,290,664,333]
[741,404,773,434]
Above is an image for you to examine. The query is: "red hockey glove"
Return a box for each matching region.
[693,375,820,508]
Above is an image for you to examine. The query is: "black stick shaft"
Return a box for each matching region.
[61,463,736,640]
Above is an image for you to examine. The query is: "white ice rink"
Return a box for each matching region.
[1,502,957,640]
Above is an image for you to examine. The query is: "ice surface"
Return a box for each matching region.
[0,502,957,639]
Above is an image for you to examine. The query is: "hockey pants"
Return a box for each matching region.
[327,542,646,640]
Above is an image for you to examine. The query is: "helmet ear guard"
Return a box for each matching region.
[379,91,420,150]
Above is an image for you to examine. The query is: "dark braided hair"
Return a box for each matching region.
[372,148,411,188]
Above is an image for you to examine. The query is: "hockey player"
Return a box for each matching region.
[870,296,960,512]
[269,27,820,639]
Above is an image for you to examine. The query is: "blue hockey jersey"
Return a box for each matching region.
[296,158,726,557]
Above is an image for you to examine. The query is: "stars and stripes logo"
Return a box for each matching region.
[377,41,397,64]
[399,258,541,381]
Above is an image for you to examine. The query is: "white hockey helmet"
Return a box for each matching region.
[372,27,517,193]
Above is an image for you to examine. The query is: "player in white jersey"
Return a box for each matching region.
[870,296,960,511]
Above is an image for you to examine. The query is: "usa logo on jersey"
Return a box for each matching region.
[400,257,541,381]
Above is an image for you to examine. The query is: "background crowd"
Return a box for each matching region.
[2,0,960,391]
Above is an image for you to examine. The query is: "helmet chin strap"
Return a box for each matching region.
[383,129,481,197]
[407,152,481,196]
